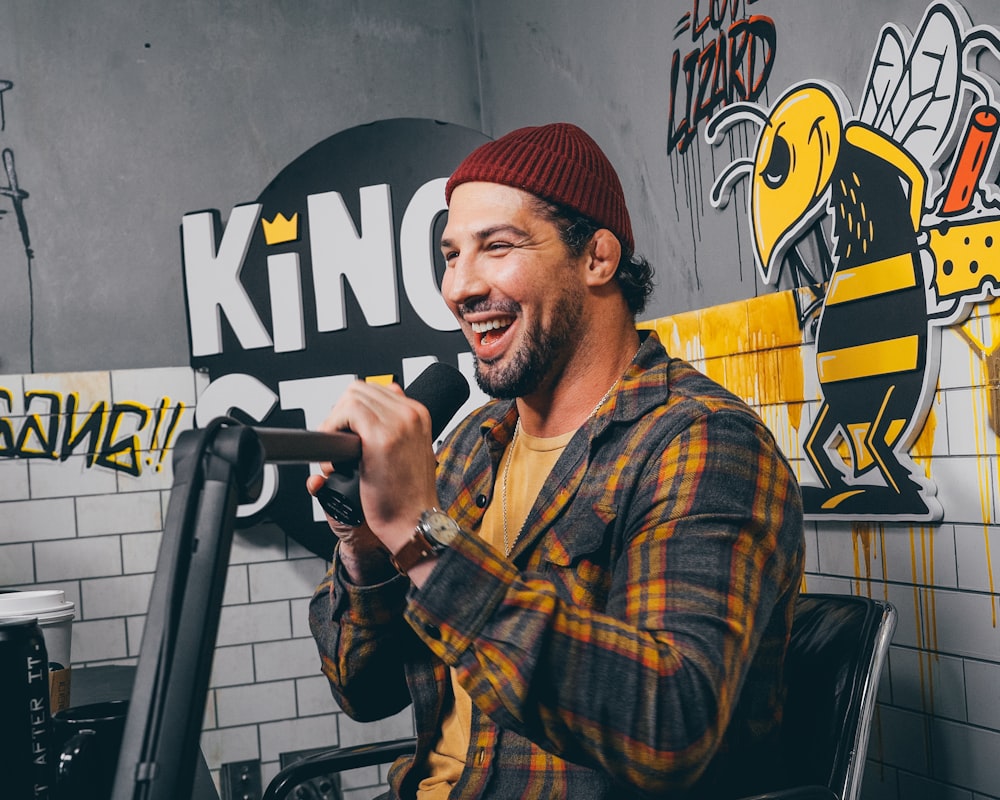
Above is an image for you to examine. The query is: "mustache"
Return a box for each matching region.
[458,299,521,318]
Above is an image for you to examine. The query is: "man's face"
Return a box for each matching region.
[440,182,587,399]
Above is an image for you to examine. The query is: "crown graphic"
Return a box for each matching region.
[262,212,299,245]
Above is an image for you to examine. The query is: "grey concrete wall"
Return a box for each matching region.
[6,0,998,369]
[0,0,480,374]
[474,0,1000,319]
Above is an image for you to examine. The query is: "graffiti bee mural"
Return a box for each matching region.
[706,1,1000,520]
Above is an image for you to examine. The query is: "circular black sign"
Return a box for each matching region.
[185,118,490,558]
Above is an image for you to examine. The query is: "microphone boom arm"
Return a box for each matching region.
[111,420,345,800]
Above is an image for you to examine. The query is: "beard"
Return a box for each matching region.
[471,281,585,400]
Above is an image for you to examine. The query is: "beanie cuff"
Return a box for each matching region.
[446,123,634,253]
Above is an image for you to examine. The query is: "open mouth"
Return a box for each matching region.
[471,317,515,348]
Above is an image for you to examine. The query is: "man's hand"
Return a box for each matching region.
[306,380,442,581]
[306,501,394,585]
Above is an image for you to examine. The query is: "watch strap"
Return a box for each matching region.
[390,529,440,575]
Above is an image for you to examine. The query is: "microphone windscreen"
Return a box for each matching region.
[404,362,471,440]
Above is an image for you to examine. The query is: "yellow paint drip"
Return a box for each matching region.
[907,527,928,709]
[653,311,702,363]
[851,522,888,601]
[746,290,804,350]
[700,299,750,357]
[908,524,940,713]
[646,289,808,471]
[852,522,876,597]
[725,352,759,404]
[957,309,999,626]
[785,400,804,439]
[702,356,728,391]
[757,350,782,406]
[910,400,937,481]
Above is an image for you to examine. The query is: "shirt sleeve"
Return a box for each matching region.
[403,408,804,793]
[308,550,416,722]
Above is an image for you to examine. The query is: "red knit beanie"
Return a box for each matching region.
[445,122,634,253]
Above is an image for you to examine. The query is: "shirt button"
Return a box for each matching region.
[475,748,486,765]
[476,494,488,508]
[423,623,441,639]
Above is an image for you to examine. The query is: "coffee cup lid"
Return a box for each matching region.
[0,589,75,621]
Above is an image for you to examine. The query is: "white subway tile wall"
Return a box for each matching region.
[76,491,162,537]
[3,312,1000,800]
[0,367,387,795]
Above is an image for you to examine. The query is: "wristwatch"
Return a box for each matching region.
[390,508,461,575]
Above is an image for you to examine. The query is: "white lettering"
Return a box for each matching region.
[309,185,400,332]
[400,178,459,331]
[267,252,306,353]
[182,205,273,356]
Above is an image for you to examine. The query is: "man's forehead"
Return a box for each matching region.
[448,181,538,209]
[443,182,541,234]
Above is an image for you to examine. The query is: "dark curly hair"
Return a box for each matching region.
[530,197,654,316]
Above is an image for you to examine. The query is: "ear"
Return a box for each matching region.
[583,229,622,288]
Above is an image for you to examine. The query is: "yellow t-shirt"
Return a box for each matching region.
[416,425,574,798]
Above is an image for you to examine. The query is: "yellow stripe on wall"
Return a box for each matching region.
[826,253,916,305]
[817,335,920,382]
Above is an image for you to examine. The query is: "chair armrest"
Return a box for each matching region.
[261,741,839,800]
[262,736,417,800]
[736,786,839,800]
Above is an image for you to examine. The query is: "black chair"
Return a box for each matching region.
[263,593,896,800]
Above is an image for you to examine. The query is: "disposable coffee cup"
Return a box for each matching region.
[0,589,76,714]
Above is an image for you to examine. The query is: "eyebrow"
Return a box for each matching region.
[440,224,531,250]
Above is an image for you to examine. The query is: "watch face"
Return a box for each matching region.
[423,510,460,546]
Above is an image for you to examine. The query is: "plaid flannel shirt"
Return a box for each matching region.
[309,331,805,799]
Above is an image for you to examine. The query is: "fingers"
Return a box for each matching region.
[305,472,327,495]
[318,380,431,444]
[328,519,358,537]
[305,378,439,548]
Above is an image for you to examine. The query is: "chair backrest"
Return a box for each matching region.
[263,593,896,800]
[780,593,896,800]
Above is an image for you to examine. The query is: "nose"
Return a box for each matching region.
[442,253,488,310]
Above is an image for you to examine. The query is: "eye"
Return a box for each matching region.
[761,135,790,190]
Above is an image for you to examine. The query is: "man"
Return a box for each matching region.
[307,123,804,798]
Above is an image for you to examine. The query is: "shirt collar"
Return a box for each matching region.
[477,328,673,449]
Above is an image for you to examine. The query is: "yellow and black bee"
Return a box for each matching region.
[712,84,938,518]
[705,2,1000,520]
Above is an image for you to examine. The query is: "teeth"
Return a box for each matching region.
[470,318,513,334]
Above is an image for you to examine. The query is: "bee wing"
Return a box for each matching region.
[859,3,964,170]
[858,27,907,127]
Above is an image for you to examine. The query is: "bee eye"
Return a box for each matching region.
[762,135,790,189]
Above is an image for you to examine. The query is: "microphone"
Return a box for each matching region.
[313,362,471,526]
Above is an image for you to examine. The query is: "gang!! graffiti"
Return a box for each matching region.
[0,389,185,476]
[181,119,490,559]
[668,0,776,155]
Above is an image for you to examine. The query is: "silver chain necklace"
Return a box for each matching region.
[500,344,641,555]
